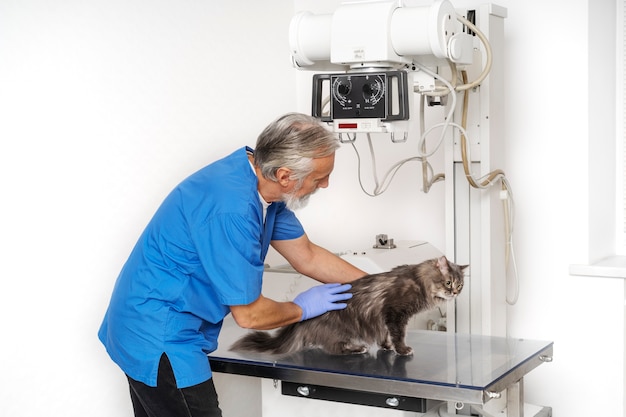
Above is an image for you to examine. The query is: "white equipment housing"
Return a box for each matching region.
[289,0,475,137]
[289,0,474,71]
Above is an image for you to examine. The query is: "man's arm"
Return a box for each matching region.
[230,283,352,330]
[271,233,367,283]
[230,295,301,330]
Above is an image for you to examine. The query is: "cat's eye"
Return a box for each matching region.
[445,281,452,288]
[457,284,463,290]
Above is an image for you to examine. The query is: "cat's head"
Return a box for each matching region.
[432,256,468,301]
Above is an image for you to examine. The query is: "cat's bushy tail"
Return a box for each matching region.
[229,324,302,355]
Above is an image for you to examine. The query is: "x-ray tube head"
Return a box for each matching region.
[289,0,473,71]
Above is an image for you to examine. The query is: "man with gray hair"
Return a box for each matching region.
[98,113,365,417]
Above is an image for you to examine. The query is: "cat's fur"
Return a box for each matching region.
[230,256,467,356]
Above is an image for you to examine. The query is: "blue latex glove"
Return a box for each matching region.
[293,283,353,321]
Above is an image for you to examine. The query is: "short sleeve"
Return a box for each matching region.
[191,213,264,306]
[270,202,304,241]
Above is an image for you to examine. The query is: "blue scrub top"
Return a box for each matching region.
[98,147,304,388]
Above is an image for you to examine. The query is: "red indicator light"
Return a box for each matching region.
[338,123,358,129]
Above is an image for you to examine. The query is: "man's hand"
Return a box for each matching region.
[293,283,353,321]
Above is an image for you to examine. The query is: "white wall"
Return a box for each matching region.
[0,1,295,416]
[464,0,624,416]
[0,1,623,417]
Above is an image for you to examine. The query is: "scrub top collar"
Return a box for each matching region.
[246,147,271,224]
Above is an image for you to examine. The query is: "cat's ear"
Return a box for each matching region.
[436,256,449,273]
[460,264,470,272]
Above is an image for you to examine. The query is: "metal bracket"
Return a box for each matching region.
[373,234,396,249]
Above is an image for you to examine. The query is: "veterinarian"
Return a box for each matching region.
[98,112,366,417]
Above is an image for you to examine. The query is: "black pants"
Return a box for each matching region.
[127,354,223,417]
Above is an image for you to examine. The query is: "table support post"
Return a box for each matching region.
[506,377,524,417]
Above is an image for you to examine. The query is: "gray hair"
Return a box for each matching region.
[254,113,340,182]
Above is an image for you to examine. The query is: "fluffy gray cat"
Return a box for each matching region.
[230,256,467,356]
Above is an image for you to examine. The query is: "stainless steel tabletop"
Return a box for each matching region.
[208,318,553,405]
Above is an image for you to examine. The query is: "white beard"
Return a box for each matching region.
[281,186,315,211]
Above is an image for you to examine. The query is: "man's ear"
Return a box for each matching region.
[275,167,292,187]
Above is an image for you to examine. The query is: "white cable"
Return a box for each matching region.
[501,176,519,305]
[419,14,493,97]
[366,133,381,191]
[350,120,483,195]
[351,139,424,196]
[415,63,457,160]
[455,15,493,92]
[506,240,520,305]
[350,141,376,197]
[376,156,421,194]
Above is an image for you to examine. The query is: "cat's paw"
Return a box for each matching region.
[337,342,369,355]
[394,346,414,356]
[346,345,369,355]
[380,341,393,350]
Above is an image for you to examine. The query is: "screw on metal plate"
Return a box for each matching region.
[385,397,400,407]
[539,354,553,363]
